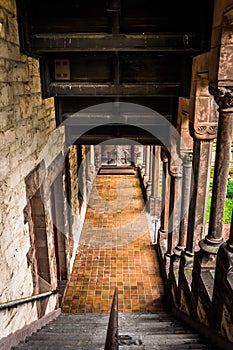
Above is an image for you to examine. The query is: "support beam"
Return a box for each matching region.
[50,82,180,97]
[31,33,200,53]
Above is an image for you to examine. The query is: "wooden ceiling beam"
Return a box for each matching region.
[31,33,200,53]
[50,82,180,97]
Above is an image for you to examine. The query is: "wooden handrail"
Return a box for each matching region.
[104,287,119,350]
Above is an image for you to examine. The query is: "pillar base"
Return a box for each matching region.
[157,228,167,246]
[182,250,194,267]
[173,245,185,259]
[164,252,172,270]
[199,236,224,259]
[212,242,233,336]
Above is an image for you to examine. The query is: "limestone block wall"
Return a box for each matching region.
[0,0,69,340]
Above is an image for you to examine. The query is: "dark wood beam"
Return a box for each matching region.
[31,33,200,53]
[50,82,180,97]
[71,134,163,145]
[62,117,171,145]
[68,127,166,145]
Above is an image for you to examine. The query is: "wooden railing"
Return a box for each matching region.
[104,287,119,350]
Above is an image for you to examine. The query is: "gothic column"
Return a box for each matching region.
[165,140,183,259]
[199,86,233,261]
[157,147,171,270]
[173,153,193,258]
[94,145,102,171]
[146,145,153,197]
[183,76,218,265]
[141,146,145,172]
[131,144,135,166]
[158,147,171,244]
[183,140,214,264]
[144,145,150,179]
[150,146,161,216]
[173,99,193,259]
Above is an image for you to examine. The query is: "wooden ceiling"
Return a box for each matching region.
[16,0,214,144]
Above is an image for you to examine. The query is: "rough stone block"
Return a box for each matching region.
[0,0,16,15]
[28,58,40,77]
[0,65,8,82]
[19,96,33,118]
[5,167,21,189]
[4,127,16,145]
[29,76,42,93]
[0,40,21,61]
[12,83,24,99]
[6,13,19,45]
[9,62,28,82]
[0,82,13,106]
[0,8,6,39]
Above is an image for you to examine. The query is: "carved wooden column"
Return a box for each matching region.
[165,140,183,260]
[199,86,233,261]
[158,147,171,245]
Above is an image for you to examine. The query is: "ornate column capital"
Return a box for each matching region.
[209,85,233,110]
[169,138,183,177]
[169,161,183,177]
[181,152,193,166]
[160,146,169,163]
[169,155,183,178]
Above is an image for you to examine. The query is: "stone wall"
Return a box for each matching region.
[0,0,67,340]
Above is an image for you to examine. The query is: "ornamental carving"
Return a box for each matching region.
[209,85,233,109]
[191,78,219,141]
[169,158,183,177]
[182,152,193,164]
[195,125,207,134]
[160,146,169,163]
[194,124,218,140]
[169,138,183,177]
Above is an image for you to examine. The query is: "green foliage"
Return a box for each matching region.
[210,167,215,179]
[209,180,213,192]
[227,180,233,199]
[224,199,233,223]
[206,196,233,224]
[229,168,233,177]
[206,196,211,224]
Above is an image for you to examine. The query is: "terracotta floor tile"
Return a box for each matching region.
[62,173,165,313]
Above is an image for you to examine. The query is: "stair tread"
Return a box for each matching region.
[12,312,216,350]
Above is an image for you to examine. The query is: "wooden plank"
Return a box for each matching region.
[65,124,168,146]
[50,82,180,97]
[31,33,200,52]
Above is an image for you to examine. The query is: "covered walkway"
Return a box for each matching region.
[62,171,165,313]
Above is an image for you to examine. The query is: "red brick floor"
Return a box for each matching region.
[62,173,165,314]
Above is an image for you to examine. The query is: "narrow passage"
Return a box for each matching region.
[62,172,165,313]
